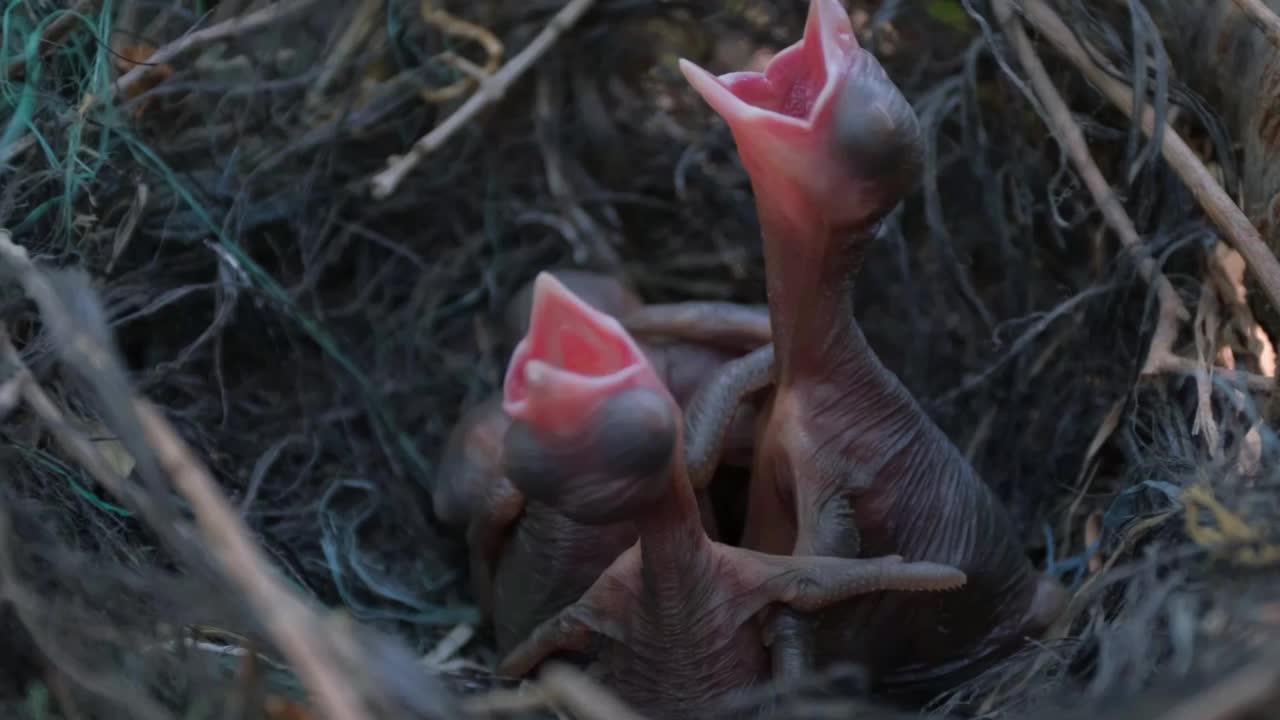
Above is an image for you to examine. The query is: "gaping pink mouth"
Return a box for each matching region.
[678,0,921,233]
[679,0,856,135]
[502,272,667,437]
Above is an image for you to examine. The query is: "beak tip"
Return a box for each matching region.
[677,57,714,88]
[807,0,859,58]
[530,271,589,319]
[531,270,561,297]
[678,58,757,128]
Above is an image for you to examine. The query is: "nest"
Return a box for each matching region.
[1,0,1279,718]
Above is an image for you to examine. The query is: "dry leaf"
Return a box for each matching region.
[265,696,315,720]
[113,44,174,118]
[87,421,135,478]
[1237,424,1264,479]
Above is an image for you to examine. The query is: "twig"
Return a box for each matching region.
[132,399,372,720]
[107,0,321,107]
[212,0,251,24]
[1190,281,1224,457]
[0,328,164,522]
[992,0,1188,323]
[1017,0,1280,327]
[0,230,370,720]
[304,0,384,112]
[369,0,598,199]
[1146,353,1276,393]
[1231,0,1280,51]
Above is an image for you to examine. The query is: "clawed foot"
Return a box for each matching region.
[718,547,966,625]
[499,541,966,681]
[497,545,639,678]
[729,549,966,685]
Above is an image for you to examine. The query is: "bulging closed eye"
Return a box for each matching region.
[502,386,677,525]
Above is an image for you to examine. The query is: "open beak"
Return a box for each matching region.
[678,0,921,233]
[503,272,669,438]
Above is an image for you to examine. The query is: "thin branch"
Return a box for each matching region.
[133,399,372,720]
[1016,0,1280,326]
[106,0,321,106]
[0,230,370,720]
[1147,354,1276,393]
[303,0,384,112]
[992,0,1189,323]
[369,0,598,199]
[0,328,164,523]
[1231,0,1280,51]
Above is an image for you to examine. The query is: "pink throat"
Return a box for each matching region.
[501,274,666,437]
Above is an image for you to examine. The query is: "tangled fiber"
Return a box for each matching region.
[2,0,1279,718]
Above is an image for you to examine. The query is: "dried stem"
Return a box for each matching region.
[1231,0,1280,51]
[304,0,384,112]
[0,230,370,720]
[992,0,1189,322]
[1017,0,1280,320]
[0,329,165,523]
[132,399,372,720]
[1147,354,1275,393]
[107,0,321,106]
[369,0,598,199]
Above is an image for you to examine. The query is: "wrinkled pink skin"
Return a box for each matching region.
[433,269,768,652]
[493,274,968,719]
[679,0,1067,699]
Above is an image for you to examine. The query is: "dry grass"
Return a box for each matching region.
[1,0,1278,718]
